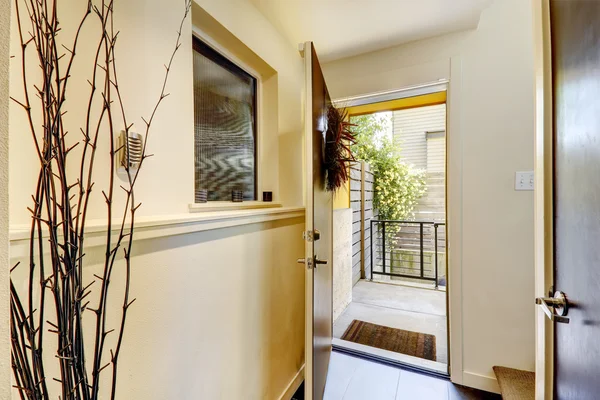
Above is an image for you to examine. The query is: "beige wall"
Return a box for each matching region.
[8,0,305,227]
[191,0,305,208]
[324,0,535,392]
[0,0,10,396]
[7,0,305,398]
[10,217,305,399]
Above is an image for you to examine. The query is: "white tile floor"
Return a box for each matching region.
[324,352,500,400]
[333,280,447,370]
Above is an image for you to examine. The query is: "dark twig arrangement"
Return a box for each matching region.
[324,106,356,192]
[9,0,191,398]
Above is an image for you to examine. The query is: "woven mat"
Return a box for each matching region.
[493,366,535,400]
[341,320,436,361]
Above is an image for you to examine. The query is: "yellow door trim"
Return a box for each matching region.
[346,91,447,116]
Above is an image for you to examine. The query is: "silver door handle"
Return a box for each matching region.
[296,256,327,269]
[314,256,328,265]
[536,291,569,324]
[297,258,313,269]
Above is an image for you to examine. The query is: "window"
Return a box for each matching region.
[192,37,258,202]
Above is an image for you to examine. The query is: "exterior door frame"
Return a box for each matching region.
[334,87,452,378]
[330,62,467,385]
[533,1,554,399]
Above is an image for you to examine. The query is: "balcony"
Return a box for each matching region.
[333,216,448,374]
[370,220,446,288]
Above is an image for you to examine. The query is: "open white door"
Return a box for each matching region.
[300,41,333,400]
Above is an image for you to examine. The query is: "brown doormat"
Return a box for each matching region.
[341,320,436,361]
[493,366,535,400]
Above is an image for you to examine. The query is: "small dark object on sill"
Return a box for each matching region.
[196,189,208,203]
[232,190,243,202]
[263,191,273,202]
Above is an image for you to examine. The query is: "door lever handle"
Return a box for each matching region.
[297,258,313,269]
[536,291,569,324]
[296,256,327,269]
[314,257,328,265]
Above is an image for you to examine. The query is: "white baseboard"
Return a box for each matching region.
[462,371,500,394]
[278,365,305,400]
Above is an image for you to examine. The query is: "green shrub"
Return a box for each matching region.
[350,113,427,222]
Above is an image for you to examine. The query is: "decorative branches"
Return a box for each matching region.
[9,1,192,399]
[324,106,356,192]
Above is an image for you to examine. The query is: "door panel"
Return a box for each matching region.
[551,2,600,399]
[303,41,333,400]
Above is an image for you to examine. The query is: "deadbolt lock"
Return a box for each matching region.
[303,229,321,242]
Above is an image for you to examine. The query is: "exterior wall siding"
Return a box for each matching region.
[393,104,446,170]
[427,135,446,173]
[393,104,446,222]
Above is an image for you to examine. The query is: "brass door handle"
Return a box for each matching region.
[536,291,569,324]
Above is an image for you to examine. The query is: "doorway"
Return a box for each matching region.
[331,91,449,375]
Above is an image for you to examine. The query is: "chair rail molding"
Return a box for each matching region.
[10,207,305,258]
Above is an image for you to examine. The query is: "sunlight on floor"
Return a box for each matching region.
[333,280,447,371]
[324,352,500,400]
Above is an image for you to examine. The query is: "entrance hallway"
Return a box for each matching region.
[324,352,500,400]
[333,280,447,373]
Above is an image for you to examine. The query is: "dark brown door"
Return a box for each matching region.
[551,2,600,399]
[302,42,333,400]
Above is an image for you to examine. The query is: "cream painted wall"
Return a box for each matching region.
[7,0,306,398]
[8,0,196,226]
[8,0,305,227]
[324,0,535,392]
[10,218,306,399]
[0,0,11,396]
[194,0,304,207]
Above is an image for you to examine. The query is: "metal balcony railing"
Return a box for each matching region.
[369,220,446,288]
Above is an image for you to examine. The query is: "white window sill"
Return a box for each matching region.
[188,201,282,213]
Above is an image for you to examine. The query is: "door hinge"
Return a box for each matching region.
[303,229,321,242]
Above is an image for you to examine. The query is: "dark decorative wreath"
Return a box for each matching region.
[324,106,357,192]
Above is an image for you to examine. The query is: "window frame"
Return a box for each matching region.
[191,32,261,203]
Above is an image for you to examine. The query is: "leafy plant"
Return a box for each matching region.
[350,113,426,222]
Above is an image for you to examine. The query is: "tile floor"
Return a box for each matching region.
[323,352,501,400]
[333,280,447,370]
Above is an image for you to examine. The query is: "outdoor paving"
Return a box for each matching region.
[333,280,448,368]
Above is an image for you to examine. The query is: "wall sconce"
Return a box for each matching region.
[117,130,143,173]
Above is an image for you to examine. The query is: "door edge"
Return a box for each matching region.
[533,1,554,399]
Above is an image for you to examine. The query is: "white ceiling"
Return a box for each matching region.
[250,0,493,62]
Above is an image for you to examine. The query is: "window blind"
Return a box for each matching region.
[193,38,257,201]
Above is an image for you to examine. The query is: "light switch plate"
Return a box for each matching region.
[515,171,534,191]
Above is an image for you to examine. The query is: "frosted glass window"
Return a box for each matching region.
[193,38,257,201]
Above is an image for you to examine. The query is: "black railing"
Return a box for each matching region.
[370,220,446,288]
